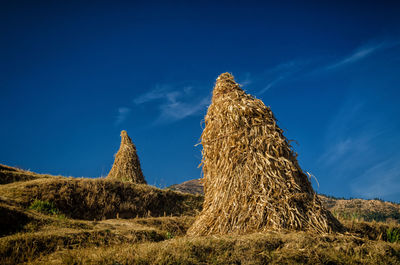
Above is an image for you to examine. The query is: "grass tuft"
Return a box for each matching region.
[387,227,400,243]
[29,199,61,216]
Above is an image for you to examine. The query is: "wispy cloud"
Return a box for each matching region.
[133,85,178,105]
[134,84,210,124]
[319,132,379,170]
[259,75,285,94]
[317,97,388,172]
[157,96,210,123]
[325,40,400,70]
[258,60,312,94]
[319,138,353,166]
[317,93,400,200]
[327,46,379,69]
[115,107,131,126]
[240,38,400,96]
[351,157,400,199]
[318,100,366,166]
[237,72,252,87]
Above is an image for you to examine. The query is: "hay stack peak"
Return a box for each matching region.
[187,73,342,236]
[107,130,146,184]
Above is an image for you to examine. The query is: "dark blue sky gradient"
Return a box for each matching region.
[1,1,400,201]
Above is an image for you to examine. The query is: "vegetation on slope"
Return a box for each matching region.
[0,177,202,220]
[33,228,400,265]
[169,178,204,195]
[0,164,58,184]
[1,164,400,264]
[0,196,195,264]
[319,195,400,223]
[170,178,400,224]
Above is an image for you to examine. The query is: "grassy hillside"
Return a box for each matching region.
[0,164,58,184]
[1,203,194,264]
[319,195,400,223]
[34,228,400,265]
[0,177,202,220]
[170,178,400,224]
[1,164,400,264]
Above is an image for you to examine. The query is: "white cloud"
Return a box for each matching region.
[115,107,131,126]
[258,60,311,94]
[183,86,193,94]
[133,85,171,104]
[318,100,365,165]
[320,138,352,166]
[351,157,400,199]
[157,96,210,123]
[317,93,400,200]
[237,72,252,87]
[318,98,382,169]
[325,40,400,70]
[259,75,284,94]
[133,84,210,125]
[268,60,305,73]
[242,38,400,96]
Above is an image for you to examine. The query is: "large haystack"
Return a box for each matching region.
[187,73,342,236]
[107,130,146,184]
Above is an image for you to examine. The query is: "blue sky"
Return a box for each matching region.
[1,1,400,201]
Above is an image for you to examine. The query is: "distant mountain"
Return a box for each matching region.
[168,179,204,195]
[169,178,400,223]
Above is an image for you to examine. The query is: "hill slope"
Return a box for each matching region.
[170,178,400,224]
[0,164,58,184]
[0,177,202,220]
[1,164,400,264]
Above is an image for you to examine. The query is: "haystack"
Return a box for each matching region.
[187,73,342,236]
[107,130,146,184]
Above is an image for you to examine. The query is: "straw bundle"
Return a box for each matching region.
[187,73,342,236]
[107,130,146,184]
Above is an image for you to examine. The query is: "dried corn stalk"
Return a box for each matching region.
[107,130,146,184]
[187,73,342,236]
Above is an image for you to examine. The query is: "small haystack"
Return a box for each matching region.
[187,73,342,236]
[107,130,146,184]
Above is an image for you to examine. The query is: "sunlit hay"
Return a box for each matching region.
[187,73,343,236]
[107,130,146,184]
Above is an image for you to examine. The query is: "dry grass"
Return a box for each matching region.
[1,164,400,264]
[188,73,342,236]
[2,209,400,265]
[0,177,203,220]
[320,195,400,223]
[342,219,400,242]
[0,164,58,184]
[0,199,195,265]
[0,203,33,236]
[32,228,400,265]
[0,217,192,265]
[169,178,400,224]
[1,228,132,264]
[107,130,146,183]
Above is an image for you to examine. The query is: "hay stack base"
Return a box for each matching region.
[187,73,342,236]
[107,130,146,184]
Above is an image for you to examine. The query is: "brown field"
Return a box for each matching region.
[1,164,400,264]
